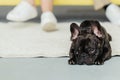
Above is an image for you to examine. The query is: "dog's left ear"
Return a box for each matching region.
[92,26,102,37]
[70,23,80,40]
[91,21,103,38]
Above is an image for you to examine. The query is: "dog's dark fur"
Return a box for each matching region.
[68,20,112,65]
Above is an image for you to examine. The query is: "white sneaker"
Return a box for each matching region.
[106,4,120,25]
[41,11,57,31]
[6,0,38,22]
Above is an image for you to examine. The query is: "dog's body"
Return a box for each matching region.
[68,20,112,65]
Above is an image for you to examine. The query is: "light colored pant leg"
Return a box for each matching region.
[93,0,111,10]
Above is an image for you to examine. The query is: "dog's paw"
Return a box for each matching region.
[68,59,76,65]
[94,60,104,65]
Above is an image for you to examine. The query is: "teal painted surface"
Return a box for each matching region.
[0,57,119,80]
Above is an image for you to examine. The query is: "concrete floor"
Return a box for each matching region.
[0,57,120,80]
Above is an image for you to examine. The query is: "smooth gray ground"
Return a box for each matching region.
[0,57,119,80]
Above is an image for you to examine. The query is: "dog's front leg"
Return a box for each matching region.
[68,48,77,65]
[95,41,111,65]
[68,53,76,65]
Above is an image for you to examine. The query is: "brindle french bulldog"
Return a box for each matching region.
[68,20,112,65]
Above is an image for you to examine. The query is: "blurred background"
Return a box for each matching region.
[0,0,120,22]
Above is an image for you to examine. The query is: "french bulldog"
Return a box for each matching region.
[68,20,112,65]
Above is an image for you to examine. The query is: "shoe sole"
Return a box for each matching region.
[7,15,37,22]
[42,22,57,32]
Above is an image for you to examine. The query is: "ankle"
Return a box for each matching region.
[103,3,111,11]
[25,0,36,7]
[42,11,53,14]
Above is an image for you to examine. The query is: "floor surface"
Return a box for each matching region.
[0,57,120,80]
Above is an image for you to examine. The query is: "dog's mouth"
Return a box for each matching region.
[76,54,98,65]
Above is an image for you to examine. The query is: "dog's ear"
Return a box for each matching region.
[70,23,79,40]
[91,21,103,38]
[92,26,102,37]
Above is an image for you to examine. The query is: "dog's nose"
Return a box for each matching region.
[81,53,87,57]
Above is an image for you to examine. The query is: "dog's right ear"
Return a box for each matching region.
[70,23,79,40]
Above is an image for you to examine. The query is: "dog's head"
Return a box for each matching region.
[70,20,103,41]
[70,20,104,65]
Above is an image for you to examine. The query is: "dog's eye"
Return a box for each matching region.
[90,48,94,51]
[79,48,81,51]
[88,48,95,54]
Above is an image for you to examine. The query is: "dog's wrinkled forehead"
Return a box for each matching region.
[80,20,101,28]
[78,34,99,44]
[80,20,101,34]
[80,21,92,34]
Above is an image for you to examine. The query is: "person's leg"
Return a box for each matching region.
[93,0,111,10]
[26,0,36,6]
[93,0,120,25]
[40,0,57,31]
[6,0,38,21]
[41,0,53,12]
